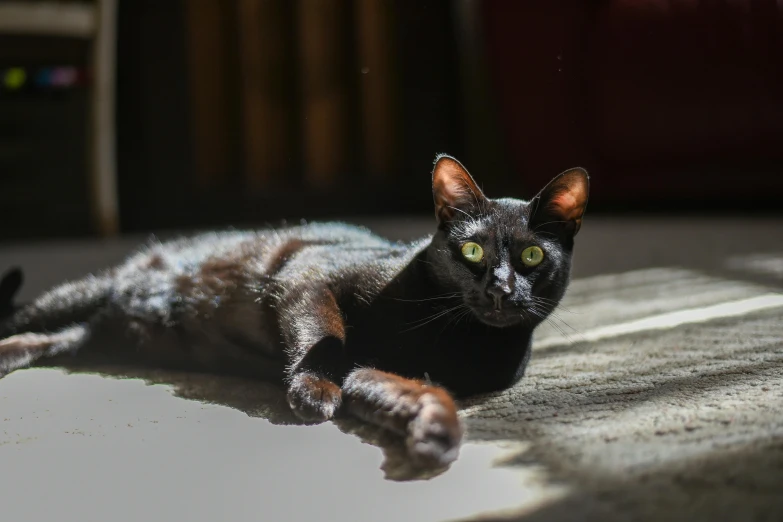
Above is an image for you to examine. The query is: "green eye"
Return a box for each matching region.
[521,246,544,267]
[461,242,484,263]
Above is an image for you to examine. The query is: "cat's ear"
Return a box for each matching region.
[529,168,589,237]
[432,154,487,224]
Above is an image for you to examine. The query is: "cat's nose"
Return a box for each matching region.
[486,286,510,310]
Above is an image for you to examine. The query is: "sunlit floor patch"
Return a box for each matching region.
[0,368,565,522]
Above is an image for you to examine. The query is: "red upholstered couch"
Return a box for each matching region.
[482,1,783,209]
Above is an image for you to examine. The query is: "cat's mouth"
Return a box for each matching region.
[475,307,523,328]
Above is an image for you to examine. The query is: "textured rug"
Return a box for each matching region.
[460,267,783,521]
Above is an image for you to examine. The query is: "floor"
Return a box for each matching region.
[1,216,782,522]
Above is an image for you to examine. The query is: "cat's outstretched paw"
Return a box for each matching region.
[287,372,343,423]
[406,391,463,468]
[0,333,40,378]
[0,326,88,379]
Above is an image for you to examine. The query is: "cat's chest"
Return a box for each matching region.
[343,305,531,393]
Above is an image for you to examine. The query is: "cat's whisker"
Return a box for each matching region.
[405,307,455,326]
[414,258,437,268]
[454,310,470,328]
[531,305,583,344]
[548,318,572,340]
[438,305,471,335]
[530,296,580,316]
[527,307,548,322]
[552,315,582,335]
[535,312,572,341]
[520,309,536,328]
[553,306,579,315]
[529,296,565,308]
[354,292,372,306]
[528,303,564,332]
[545,308,583,335]
[401,304,466,332]
[386,293,462,303]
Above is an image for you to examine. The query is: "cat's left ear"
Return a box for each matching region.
[529,168,590,236]
[432,154,487,224]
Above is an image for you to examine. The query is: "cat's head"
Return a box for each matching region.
[428,154,589,328]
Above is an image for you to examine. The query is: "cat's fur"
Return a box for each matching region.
[0,155,588,467]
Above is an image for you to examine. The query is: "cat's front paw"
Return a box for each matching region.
[406,390,463,468]
[287,372,343,423]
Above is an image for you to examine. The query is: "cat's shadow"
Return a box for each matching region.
[53,360,451,482]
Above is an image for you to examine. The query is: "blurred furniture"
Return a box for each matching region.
[482,0,783,209]
[0,0,119,236]
[5,0,780,242]
[115,0,465,233]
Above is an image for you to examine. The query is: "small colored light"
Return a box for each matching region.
[50,66,77,87]
[35,68,51,87]
[4,67,26,90]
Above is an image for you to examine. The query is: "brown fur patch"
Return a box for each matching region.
[341,368,463,466]
[264,239,309,275]
[315,290,346,341]
[145,254,166,269]
[287,371,343,422]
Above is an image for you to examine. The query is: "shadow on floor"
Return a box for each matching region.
[50,359,452,481]
[457,438,783,522]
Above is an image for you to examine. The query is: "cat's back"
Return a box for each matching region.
[103,222,399,334]
[112,222,403,298]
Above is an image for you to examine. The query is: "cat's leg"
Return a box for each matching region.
[280,288,346,423]
[0,273,108,377]
[0,324,89,377]
[286,371,343,423]
[0,273,111,338]
[342,368,463,467]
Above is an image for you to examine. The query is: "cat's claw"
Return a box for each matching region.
[406,395,463,468]
[287,372,343,423]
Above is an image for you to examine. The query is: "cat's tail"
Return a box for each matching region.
[0,271,112,376]
[0,267,23,321]
[1,271,112,336]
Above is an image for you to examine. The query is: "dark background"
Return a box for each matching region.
[1,0,782,241]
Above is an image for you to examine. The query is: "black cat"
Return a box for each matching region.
[0,155,588,467]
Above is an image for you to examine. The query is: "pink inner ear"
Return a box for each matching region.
[434,159,481,206]
[550,184,587,220]
[432,155,486,222]
[441,177,471,202]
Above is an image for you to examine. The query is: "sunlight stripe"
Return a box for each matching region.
[535,293,783,349]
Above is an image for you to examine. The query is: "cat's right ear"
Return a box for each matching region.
[529,167,589,237]
[432,154,487,225]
